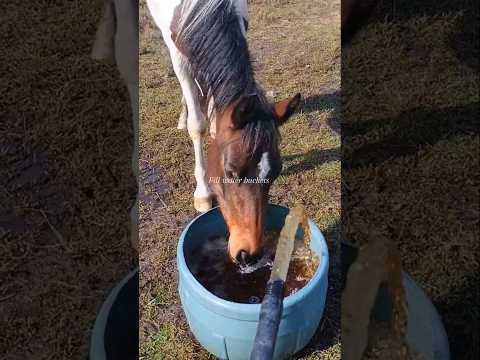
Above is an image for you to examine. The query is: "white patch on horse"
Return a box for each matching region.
[177,0,235,40]
[258,152,270,179]
[208,98,217,138]
[145,0,250,212]
[194,77,204,97]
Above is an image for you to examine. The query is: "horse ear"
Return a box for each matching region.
[274,93,301,125]
[231,95,257,129]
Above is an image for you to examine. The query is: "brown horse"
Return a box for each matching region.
[148,0,301,264]
[207,94,301,264]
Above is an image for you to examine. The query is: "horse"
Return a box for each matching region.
[147,0,301,264]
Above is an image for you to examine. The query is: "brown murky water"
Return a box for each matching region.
[189,230,319,304]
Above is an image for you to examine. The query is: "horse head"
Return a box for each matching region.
[207,93,301,264]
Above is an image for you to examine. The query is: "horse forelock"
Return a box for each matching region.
[240,105,280,158]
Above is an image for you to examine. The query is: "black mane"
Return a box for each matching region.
[177,0,255,112]
[176,0,278,156]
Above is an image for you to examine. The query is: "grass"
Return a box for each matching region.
[0,1,136,359]
[343,4,479,359]
[140,1,478,359]
[139,0,341,359]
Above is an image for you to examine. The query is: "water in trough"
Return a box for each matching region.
[188,230,320,304]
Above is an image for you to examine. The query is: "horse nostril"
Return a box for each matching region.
[237,250,250,265]
[236,249,264,266]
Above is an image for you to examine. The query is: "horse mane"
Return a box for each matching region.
[175,0,279,156]
[175,0,254,112]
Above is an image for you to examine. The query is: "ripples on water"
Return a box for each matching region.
[188,230,319,304]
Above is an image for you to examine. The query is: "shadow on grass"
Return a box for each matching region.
[301,92,341,136]
[342,1,478,359]
[342,101,479,358]
[282,147,340,176]
[302,91,339,114]
[435,271,480,359]
[343,102,479,170]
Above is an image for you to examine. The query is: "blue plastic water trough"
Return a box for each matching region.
[177,204,329,360]
[90,268,139,360]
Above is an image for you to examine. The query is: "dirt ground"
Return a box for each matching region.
[139,0,341,359]
[1,1,137,359]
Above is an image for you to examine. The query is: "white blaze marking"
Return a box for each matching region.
[258,152,270,179]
